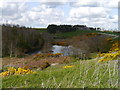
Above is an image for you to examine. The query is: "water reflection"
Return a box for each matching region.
[29,45,81,56]
[52,45,73,56]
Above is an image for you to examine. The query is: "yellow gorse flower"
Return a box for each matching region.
[98,42,120,62]
[0,71,9,77]
[0,66,36,77]
[7,67,16,75]
[63,65,74,68]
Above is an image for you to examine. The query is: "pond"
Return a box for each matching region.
[52,45,73,56]
[28,45,76,56]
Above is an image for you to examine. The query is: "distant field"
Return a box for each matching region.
[55,29,119,38]
[34,28,47,33]
[33,27,120,45]
[34,28,120,40]
[2,58,118,88]
[34,28,119,36]
[55,30,99,38]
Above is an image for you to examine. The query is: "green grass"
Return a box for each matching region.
[33,28,120,40]
[55,30,120,38]
[33,27,120,39]
[101,31,120,36]
[55,30,101,38]
[2,59,118,88]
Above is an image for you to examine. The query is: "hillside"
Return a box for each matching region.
[2,58,118,88]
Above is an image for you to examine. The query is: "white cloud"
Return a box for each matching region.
[68,7,110,20]
[108,15,118,23]
[1,2,27,22]
[26,5,64,26]
[66,6,118,30]
[69,0,102,7]
[9,4,64,27]
[69,0,119,8]
[0,1,65,27]
[1,2,18,16]
[39,0,69,8]
[0,0,118,30]
[107,0,119,8]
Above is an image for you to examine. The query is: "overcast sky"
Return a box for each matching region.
[0,0,119,30]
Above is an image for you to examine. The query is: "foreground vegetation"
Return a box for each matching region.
[2,58,118,88]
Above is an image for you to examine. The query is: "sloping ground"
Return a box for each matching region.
[99,32,119,39]
[2,56,72,69]
[55,29,102,38]
[55,29,119,39]
[2,58,118,88]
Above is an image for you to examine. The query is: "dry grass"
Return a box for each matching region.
[2,56,72,70]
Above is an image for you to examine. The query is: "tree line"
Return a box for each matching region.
[47,24,77,34]
[2,24,44,57]
[47,24,101,34]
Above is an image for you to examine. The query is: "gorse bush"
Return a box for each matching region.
[0,66,35,77]
[98,42,120,62]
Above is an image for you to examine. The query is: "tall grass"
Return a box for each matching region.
[2,59,118,88]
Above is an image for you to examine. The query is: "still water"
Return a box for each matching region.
[52,45,73,56]
[29,45,74,56]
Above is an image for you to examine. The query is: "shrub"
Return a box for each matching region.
[98,42,120,62]
[0,66,35,77]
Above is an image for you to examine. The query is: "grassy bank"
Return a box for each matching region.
[55,30,100,38]
[55,29,119,38]
[2,58,118,88]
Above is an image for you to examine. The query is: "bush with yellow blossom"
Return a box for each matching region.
[0,66,35,77]
[98,42,120,62]
[63,65,74,68]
